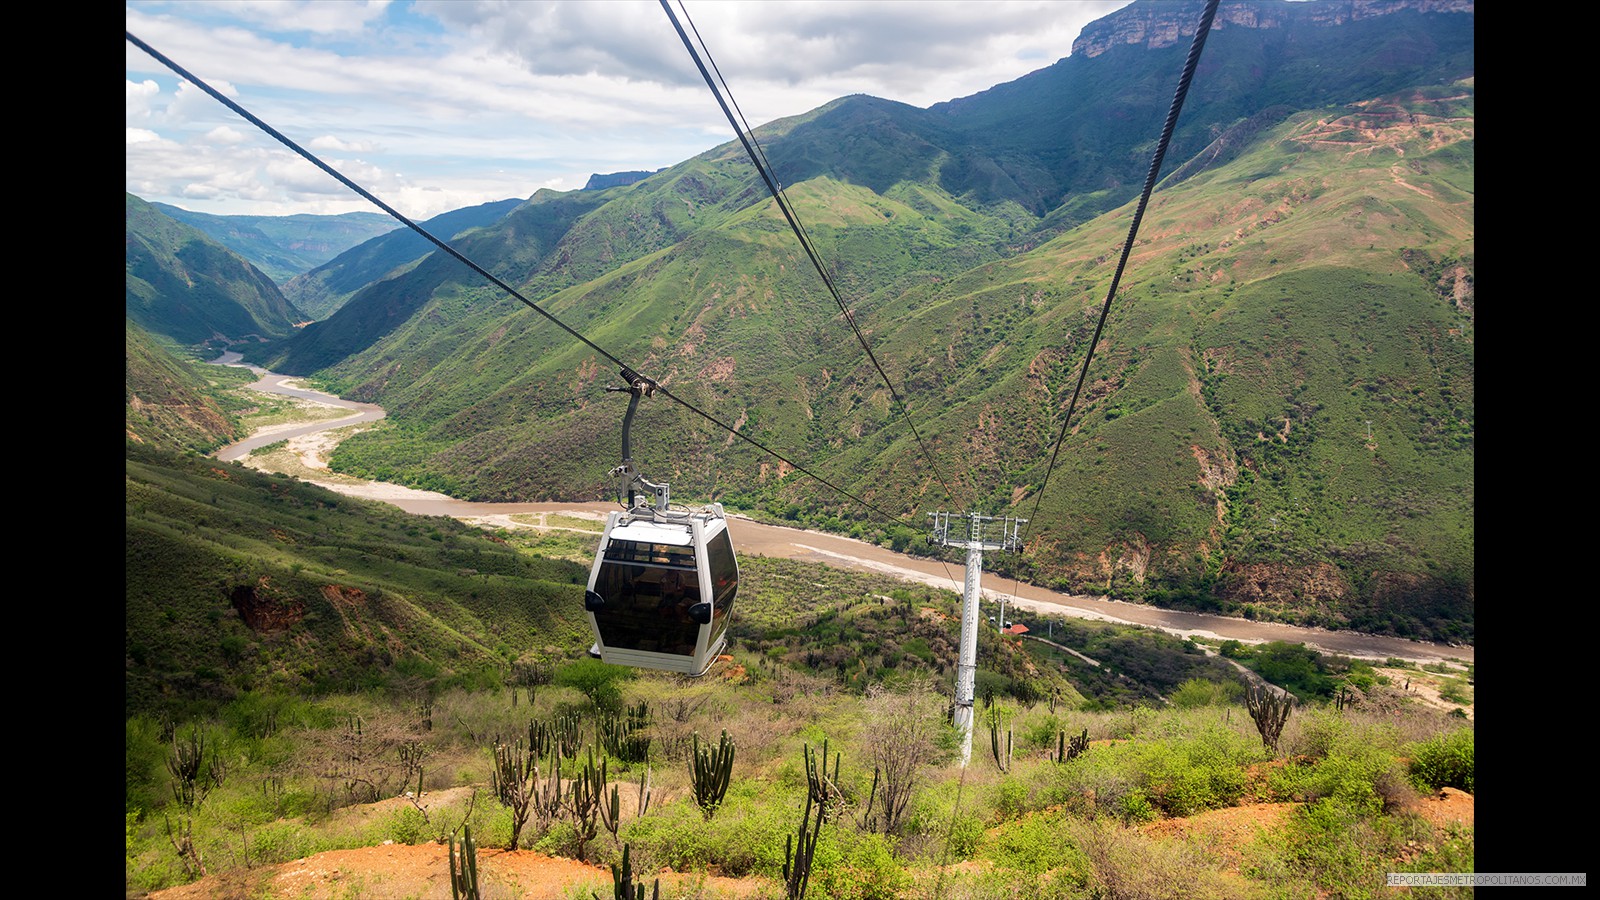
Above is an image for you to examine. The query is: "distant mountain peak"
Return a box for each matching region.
[583,169,666,191]
[1073,0,1474,58]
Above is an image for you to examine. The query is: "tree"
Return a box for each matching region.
[862,678,946,834]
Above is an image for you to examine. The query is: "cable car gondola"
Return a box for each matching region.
[584,369,739,676]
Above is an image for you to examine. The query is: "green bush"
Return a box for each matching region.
[247,821,326,867]
[993,777,1028,820]
[1407,728,1474,793]
[1169,677,1240,708]
[1273,751,1402,815]
[1265,797,1435,899]
[553,658,633,713]
[620,788,795,878]
[1118,789,1158,824]
[386,804,430,845]
[985,809,1092,877]
[808,829,909,900]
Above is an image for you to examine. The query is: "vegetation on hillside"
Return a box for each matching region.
[282,85,1473,642]
[151,203,400,286]
[124,395,1473,898]
[125,322,254,454]
[125,193,307,346]
[126,646,1474,898]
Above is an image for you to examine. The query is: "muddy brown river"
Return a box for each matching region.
[211,357,1472,667]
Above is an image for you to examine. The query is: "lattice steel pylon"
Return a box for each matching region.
[928,511,1026,767]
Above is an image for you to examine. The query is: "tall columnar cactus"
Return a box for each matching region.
[988,719,1012,773]
[803,740,842,822]
[690,730,735,819]
[529,745,566,827]
[491,741,534,850]
[599,700,652,764]
[596,843,659,900]
[1053,728,1090,763]
[568,747,604,862]
[783,790,824,900]
[555,712,584,759]
[449,824,480,900]
[528,719,553,761]
[636,765,653,818]
[1246,683,1294,755]
[168,726,225,810]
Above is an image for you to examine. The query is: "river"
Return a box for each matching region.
[210,355,1472,667]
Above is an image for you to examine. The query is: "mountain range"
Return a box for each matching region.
[125,0,1474,643]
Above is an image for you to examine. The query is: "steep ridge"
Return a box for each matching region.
[216,1,1472,641]
[125,193,307,346]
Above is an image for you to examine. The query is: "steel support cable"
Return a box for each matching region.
[126,29,903,525]
[663,1,969,599]
[675,2,830,307]
[661,0,962,510]
[1016,0,1220,553]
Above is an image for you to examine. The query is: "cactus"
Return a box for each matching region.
[490,741,534,850]
[1246,683,1294,755]
[168,726,225,810]
[690,730,735,819]
[783,790,824,899]
[859,765,882,833]
[528,719,553,761]
[529,745,566,827]
[555,712,584,759]
[1053,728,1089,763]
[599,700,652,764]
[569,747,605,862]
[988,719,1012,773]
[449,824,480,900]
[595,843,659,900]
[636,765,653,818]
[803,740,841,822]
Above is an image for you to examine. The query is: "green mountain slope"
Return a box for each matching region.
[124,443,592,717]
[281,198,523,321]
[126,193,307,345]
[152,203,400,284]
[919,0,1475,224]
[208,3,1471,641]
[124,320,252,453]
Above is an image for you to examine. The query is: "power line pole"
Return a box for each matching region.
[928,511,1026,767]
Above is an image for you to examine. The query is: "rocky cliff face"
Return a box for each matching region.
[1071,0,1475,58]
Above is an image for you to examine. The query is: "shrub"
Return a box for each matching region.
[1169,677,1241,708]
[808,830,909,900]
[1068,816,1250,899]
[552,659,633,713]
[1118,790,1158,824]
[993,777,1028,821]
[985,809,1091,877]
[385,804,429,845]
[1407,728,1474,793]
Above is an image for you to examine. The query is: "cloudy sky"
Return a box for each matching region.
[126,0,1134,220]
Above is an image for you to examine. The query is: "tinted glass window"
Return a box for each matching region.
[705,530,738,645]
[592,558,701,656]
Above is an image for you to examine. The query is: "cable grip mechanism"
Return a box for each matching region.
[606,368,670,510]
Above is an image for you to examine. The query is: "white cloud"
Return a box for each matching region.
[126,0,1137,217]
[205,125,248,144]
[126,78,159,120]
[309,135,382,153]
[200,0,393,36]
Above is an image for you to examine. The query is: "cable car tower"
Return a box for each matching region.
[928,510,1026,766]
